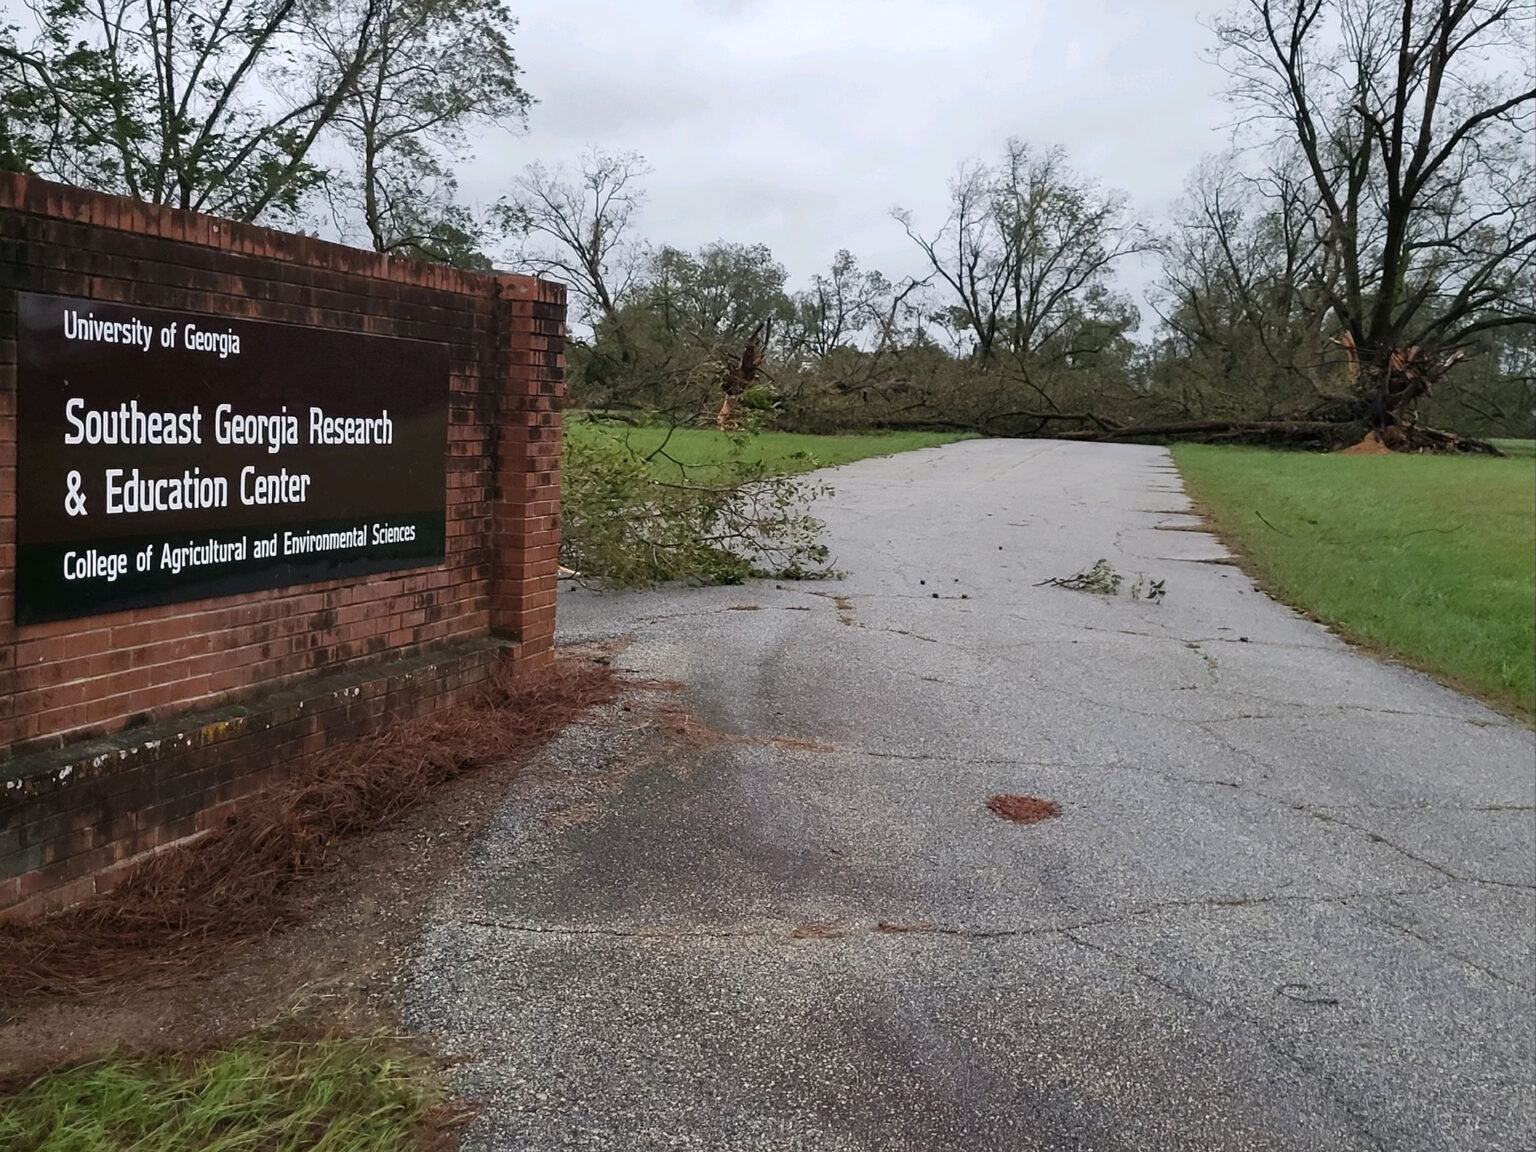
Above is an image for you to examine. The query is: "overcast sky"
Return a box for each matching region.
[460,0,1236,313]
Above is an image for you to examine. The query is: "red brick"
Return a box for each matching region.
[1,173,564,912]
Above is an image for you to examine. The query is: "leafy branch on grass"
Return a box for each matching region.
[561,427,835,587]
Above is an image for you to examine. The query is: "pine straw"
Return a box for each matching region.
[0,655,621,1003]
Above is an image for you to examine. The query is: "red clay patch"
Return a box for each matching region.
[986,794,1062,824]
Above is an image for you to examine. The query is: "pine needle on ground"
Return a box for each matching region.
[0,655,621,1002]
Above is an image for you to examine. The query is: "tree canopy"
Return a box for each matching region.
[1,0,528,252]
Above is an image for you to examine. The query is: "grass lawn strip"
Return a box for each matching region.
[567,423,969,481]
[1491,438,1535,458]
[0,1034,450,1152]
[1172,445,1535,719]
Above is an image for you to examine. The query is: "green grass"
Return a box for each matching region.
[566,422,969,479]
[1172,445,1536,719]
[1492,438,1535,457]
[0,1036,446,1152]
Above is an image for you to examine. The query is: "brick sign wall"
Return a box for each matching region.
[0,174,565,916]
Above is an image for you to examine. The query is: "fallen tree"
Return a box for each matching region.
[886,408,1505,454]
[1065,421,1501,455]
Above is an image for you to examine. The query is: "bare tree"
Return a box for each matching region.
[894,140,1152,367]
[788,249,895,362]
[1156,153,1340,415]
[894,159,1007,360]
[1214,0,1536,435]
[500,149,652,335]
[991,141,1155,366]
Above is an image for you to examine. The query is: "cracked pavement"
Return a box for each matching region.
[408,439,1535,1151]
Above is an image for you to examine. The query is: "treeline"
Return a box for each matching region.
[4,1,1532,443]
[514,129,1531,443]
[502,2,1535,446]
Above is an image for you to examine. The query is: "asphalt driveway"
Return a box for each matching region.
[408,439,1535,1151]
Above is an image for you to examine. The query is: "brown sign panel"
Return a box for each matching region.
[16,292,450,623]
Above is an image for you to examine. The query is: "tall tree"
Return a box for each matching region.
[314,0,530,263]
[0,0,378,222]
[895,158,1008,361]
[894,139,1151,367]
[1214,0,1536,430]
[784,248,921,369]
[633,242,794,427]
[642,241,794,354]
[500,149,652,334]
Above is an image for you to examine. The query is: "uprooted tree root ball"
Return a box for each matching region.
[986,794,1063,825]
[0,654,622,1003]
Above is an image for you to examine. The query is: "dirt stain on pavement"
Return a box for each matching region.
[651,703,837,756]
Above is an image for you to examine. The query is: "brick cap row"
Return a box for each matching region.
[0,172,565,303]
